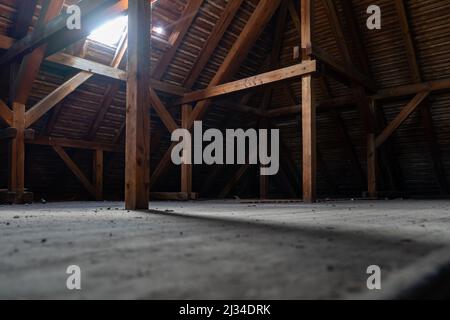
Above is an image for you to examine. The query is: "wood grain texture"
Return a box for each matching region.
[125,0,151,210]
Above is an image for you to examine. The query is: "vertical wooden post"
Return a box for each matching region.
[9,102,26,203]
[367,133,377,198]
[181,104,192,198]
[125,0,151,210]
[260,171,269,199]
[367,99,377,198]
[301,0,316,203]
[93,149,103,201]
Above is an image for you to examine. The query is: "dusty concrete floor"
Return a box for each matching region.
[1,200,450,300]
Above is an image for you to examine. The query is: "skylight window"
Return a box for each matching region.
[153,26,165,35]
[88,15,128,46]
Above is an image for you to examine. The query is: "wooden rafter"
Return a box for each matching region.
[259,1,289,199]
[52,145,96,198]
[25,71,93,128]
[113,1,204,146]
[14,0,64,105]
[151,0,204,79]
[339,0,401,194]
[85,29,128,140]
[183,0,245,88]
[394,0,448,194]
[0,99,13,126]
[12,0,38,39]
[375,91,430,149]
[288,1,376,92]
[0,0,127,66]
[149,88,179,133]
[321,0,379,196]
[311,46,376,92]
[186,0,283,127]
[24,52,186,132]
[319,76,366,189]
[149,0,283,189]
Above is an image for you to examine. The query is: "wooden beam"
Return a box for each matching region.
[312,46,377,92]
[198,110,249,196]
[186,0,283,126]
[376,79,450,100]
[183,0,244,88]
[152,0,204,79]
[181,105,193,197]
[26,53,186,131]
[85,31,128,140]
[149,0,283,189]
[258,2,288,200]
[0,99,13,126]
[394,0,421,83]
[25,71,93,128]
[41,102,63,136]
[12,0,39,39]
[0,0,125,66]
[375,105,405,192]
[14,0,64,105]
[321,0,379,198]
[394,0,448,194]
[288,0,375,91]
[93,149,103,201]
[125,0,151,210]
[46,53,188,96]
[113,0,201,146]
[176,61,316,105]
[302,75,316,202]
[149,143,176,190]
[330,108,366,187]
[149,88,179,133]
[421,103,449,194]
[52,145,96,198]
[319,75,366,189]
[46,53,127,81]
[301,0,316,203]
[27,136,122,153]
[9,103,27,203]
[87,83,121,140]
[367,133,377,198]
[340,0,371,75]
[375,91,430,148]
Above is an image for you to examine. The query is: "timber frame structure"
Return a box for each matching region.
[0,0,449,208]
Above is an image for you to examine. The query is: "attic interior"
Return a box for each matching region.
[1,0,450,300]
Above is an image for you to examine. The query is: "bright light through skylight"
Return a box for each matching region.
[153,26,165,35]
[88,15,128,46]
